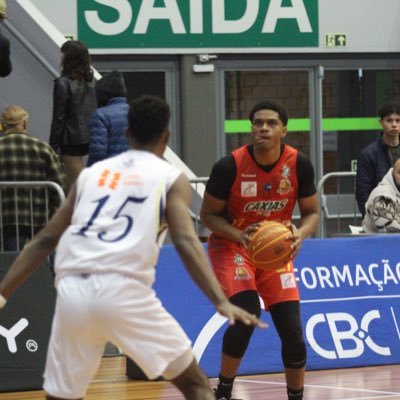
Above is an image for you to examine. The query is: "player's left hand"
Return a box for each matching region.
[216,300,268,328]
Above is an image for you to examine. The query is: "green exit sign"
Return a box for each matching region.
[326,33,347,47]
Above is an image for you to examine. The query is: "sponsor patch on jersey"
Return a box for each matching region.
[264,183,272,192]
[241,181,257,197]
[234,254,245,265]
[123,174,144,186]
[244,200,288,212]
[277,164,293,194]
[241,173,256,178]
[281,164,291,178]
[233,254,251,280]
[280,272,296,289]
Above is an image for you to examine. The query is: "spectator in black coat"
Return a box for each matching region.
[49,40,96,190]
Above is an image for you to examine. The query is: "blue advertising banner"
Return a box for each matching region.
[154,235,400,377]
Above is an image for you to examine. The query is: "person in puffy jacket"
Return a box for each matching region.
[49,40,97,190]
[87,70,129,166]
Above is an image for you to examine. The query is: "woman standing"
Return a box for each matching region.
[49,40,96,190]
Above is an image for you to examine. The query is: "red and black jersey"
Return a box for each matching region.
[227,144,298,229]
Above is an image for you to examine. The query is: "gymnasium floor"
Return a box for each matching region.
[1,356,399,399]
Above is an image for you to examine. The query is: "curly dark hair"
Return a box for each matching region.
[249,100,288,126]
[128,96,170,145]
[60,40,93,81]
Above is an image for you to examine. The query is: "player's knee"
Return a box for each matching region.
[282,335,307,369]
[222,291,261,358]
[222,322,255,358]
[229,290,262,317]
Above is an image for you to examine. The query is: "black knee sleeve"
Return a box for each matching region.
[270,301,307,369]
[222,291,261,358]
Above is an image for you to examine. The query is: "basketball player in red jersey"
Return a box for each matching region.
[200,100,319,400]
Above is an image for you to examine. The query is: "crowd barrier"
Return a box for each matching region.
[316,171,362,238]
[0,181,65,251]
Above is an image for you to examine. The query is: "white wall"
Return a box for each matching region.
[31,0,77,38]
[319,0,400,53]
[1,0,67,142]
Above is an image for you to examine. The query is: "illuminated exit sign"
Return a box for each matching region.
[326,33,347,47]
[78,0,319,53]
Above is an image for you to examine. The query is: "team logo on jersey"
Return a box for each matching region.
[277,164,293,195]
[234,266,251,281]
[241,181,257,197]
[98,169,122,190]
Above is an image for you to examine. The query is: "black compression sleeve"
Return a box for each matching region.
[296,152,317,198]
[205,155,236,200]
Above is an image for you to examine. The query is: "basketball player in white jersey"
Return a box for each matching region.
[0,95,266,400]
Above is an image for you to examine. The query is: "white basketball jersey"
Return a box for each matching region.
[55,150,182,287]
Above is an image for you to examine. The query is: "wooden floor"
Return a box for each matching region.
[1,356,400,399]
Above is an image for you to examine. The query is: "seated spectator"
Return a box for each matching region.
[0,0,12,77]
[356,103,400,217]
[0,105,66,251]
[87,70,129,166]
[362,158,400,233]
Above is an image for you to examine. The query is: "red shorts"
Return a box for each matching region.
[208,236,299,310]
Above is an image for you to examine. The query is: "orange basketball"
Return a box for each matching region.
[247,221,293,271]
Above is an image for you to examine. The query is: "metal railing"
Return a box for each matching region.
[316,172,361,238]
[0,181,65,251]
[189,177,209,239]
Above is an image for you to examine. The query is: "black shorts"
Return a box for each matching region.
[60,144,89,156]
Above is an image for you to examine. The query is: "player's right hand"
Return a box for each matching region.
[241,222,262,248]
[216,300,268,328]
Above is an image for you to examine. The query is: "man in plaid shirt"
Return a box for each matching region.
[0,105,66,250]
